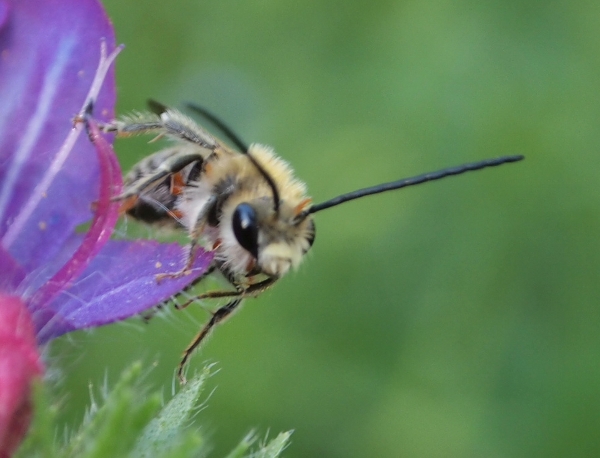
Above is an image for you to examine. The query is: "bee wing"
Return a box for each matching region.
[116,145,209,201]
[110,107,240,227]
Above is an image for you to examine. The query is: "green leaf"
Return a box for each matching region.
[14,381,60,458]
[16,362,292,457]
[253,431,293,458]
[224,430,293,458]
[129,366,213,458]
[224,431,256,458]
[65,362,161,458]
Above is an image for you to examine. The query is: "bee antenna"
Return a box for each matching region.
[184,102,249,153]
[184,101,281,214]
[163,100,280,214]
[300,155,524,217]
[147,98,169,115]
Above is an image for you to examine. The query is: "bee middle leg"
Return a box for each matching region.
[175,277,277,310]
[175,277,277,384]
[177,297,242,384]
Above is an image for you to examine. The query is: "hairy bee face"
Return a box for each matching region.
[218,195,316,278]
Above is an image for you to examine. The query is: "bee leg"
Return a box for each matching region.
[141,264,214,322]
[177,264,217,294]
[155,241,202,282]
[97,118,163,136]
[174,289,240,310]
[175,277,277,310]
[155,196,217,282]
[177,298,242,384]
[174,277,277,384]
[99,111,218,150]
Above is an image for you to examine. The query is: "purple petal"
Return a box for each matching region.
[0,0,216,342]
[0,2,9,31]
[0,0,116,278]
[37,241,214,343]
[0,246,24,293]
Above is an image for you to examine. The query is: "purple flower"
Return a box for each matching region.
[0,0,212,452]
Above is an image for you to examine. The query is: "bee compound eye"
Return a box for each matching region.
[232,203,259,258]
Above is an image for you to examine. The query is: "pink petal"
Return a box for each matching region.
[0,295,42,457]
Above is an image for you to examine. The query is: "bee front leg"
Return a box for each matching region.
[99,110,219,151]
[155,195,218,282]
[155,239,203,282]
[96,117,163,137]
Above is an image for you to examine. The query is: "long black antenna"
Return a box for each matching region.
[306,155,524,215]
[184,101,281,215]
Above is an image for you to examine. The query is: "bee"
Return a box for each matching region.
[101,101,523,383]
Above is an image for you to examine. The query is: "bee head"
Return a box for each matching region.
[221,195,315,278]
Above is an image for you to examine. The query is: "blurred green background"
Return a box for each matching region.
[50,1,600,457]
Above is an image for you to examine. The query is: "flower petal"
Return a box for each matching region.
[0,294,43,456]
[0,0,116,277]
[29,118,122,312]
[0,2,9,31]
[0,245,24,293]
[37,241,214,342]
[30,98,215,342]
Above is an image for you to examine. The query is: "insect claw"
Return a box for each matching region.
[72,114,85,127]
[73,99,96,128]
[178,372,188,385]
